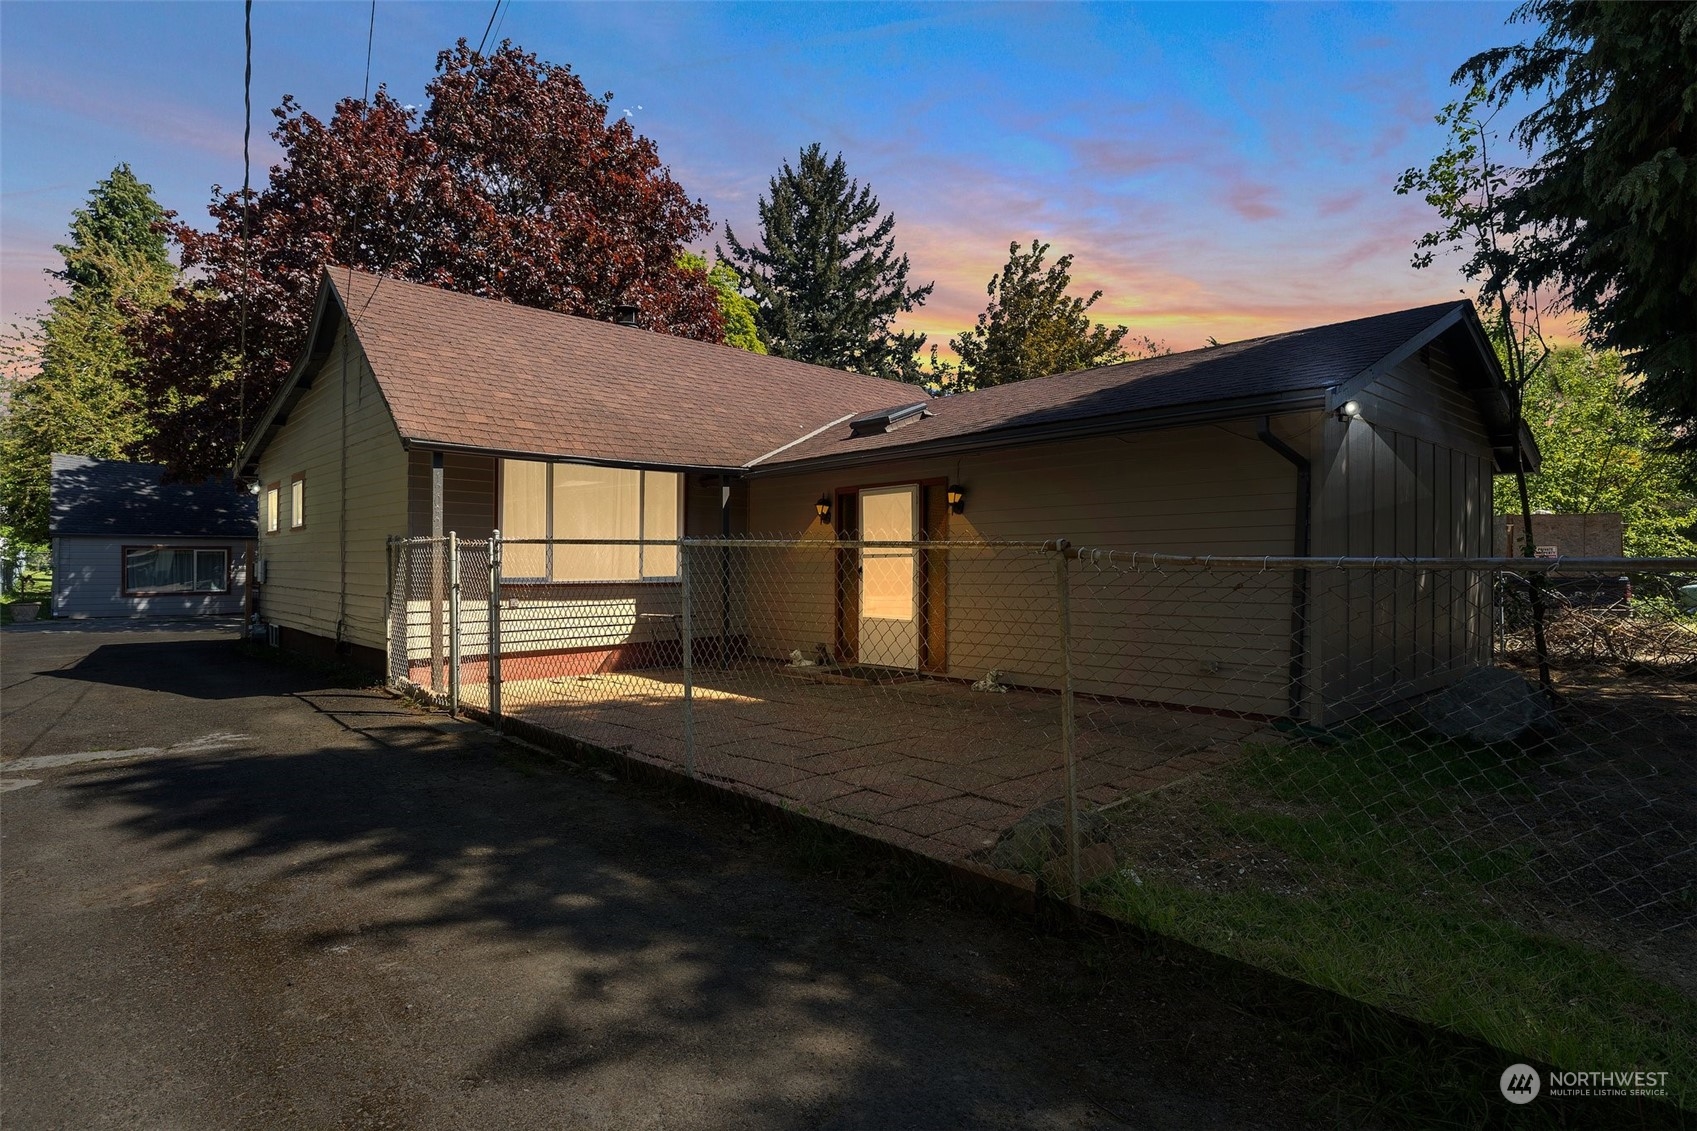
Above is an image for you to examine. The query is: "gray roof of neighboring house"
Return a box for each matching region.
[50,454,258,538]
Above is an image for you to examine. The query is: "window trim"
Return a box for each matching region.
[120,545,232,597]
[289,472,306,530]
[264,482,280,534]
[497,461,685,584]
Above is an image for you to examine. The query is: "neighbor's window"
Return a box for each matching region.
[290,473,306,529]
[498,460,681,581]
[123,547,230,595]
[264,483,280,534]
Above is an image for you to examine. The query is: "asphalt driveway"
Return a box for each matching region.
[0,621,1334,1129]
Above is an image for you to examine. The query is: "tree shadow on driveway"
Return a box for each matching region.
[50,683,1315,1131]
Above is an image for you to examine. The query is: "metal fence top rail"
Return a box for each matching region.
[1067,547,1697,573]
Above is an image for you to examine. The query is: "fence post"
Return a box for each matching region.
[384,536,397,689]
[1053,539,1081,907]
[487,530,502,734]
[680,542,696,778]
[448,531,462,717]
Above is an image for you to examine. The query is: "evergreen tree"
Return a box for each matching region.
[0,165,175,544]
[1457,1,1697,439]
[950,239,1147,389]
[721,144,932,380]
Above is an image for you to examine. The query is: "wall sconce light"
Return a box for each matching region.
[815,496,832,523]
[947,484,966,514]
[1334,400,1362,423]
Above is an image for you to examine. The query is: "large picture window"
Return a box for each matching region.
[499,460,682,582]
[123,547,230,595]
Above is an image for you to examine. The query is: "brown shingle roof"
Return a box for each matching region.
[326,268,912,469]
[756,301,1477,469]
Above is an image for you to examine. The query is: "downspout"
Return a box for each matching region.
[1256,418,1311,721]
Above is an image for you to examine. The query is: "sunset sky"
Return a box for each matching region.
[1,1,1525,355]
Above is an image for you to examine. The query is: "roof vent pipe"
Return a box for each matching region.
[612,305,640,327]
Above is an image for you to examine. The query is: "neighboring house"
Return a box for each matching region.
[49,454,256,618]
[239,268,1536,719]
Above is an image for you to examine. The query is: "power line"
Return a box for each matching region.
[475,0,502,57]
[235,0,253,466]
[362,0,376,104]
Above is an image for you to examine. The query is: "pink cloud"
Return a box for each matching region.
[1315,189,1365,217]
[1224,181,1282,221]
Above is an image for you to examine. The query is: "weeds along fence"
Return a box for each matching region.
[390,534,1697,1098]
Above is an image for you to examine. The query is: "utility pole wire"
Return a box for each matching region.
[235,0,253,469]
[475,0,502,58]
[363,0,376,104]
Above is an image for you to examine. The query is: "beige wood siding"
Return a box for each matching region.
[254,327,408,651]
[743,419,1318,716]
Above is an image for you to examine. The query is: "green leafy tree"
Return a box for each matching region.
[1499,346,1697,557]
[1457,1,1697,440]
[721,143,932,380]
[950,239,1158,389]
[680,253,765,354]
[0,165,175,543]
[1398,85,1559,689]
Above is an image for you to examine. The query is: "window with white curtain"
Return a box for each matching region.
[123,547,230,595]
[499,460,682,581]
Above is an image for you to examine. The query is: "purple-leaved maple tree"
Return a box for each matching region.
[135,41,722,478]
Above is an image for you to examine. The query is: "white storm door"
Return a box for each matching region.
[858,485,920,669]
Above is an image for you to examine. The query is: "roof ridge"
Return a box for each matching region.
[323,265,917,394]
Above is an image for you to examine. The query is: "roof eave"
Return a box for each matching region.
[395,436,747,476]
[237,273,344,477]
[745,389,1329,477]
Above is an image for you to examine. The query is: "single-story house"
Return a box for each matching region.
[239,268,1536,720]
[49,453,256,618]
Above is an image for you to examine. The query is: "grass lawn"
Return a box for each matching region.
[1,574,51,625]
[1089,723,1696,1114]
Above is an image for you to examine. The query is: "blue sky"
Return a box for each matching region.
[1,1,1521,352]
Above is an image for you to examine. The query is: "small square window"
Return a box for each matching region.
[290,474,306,529]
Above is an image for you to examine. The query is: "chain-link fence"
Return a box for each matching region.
[389,533,1696,1102]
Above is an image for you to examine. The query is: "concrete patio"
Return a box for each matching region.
[461,664,1262,866]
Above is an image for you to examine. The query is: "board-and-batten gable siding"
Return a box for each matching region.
[255,325,408,652]
[743,418,1318,716]
[51,535,249,617]
[1311,343,1495,720]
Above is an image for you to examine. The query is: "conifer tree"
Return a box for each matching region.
[0,165,175,543]
[722,144,932,380]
